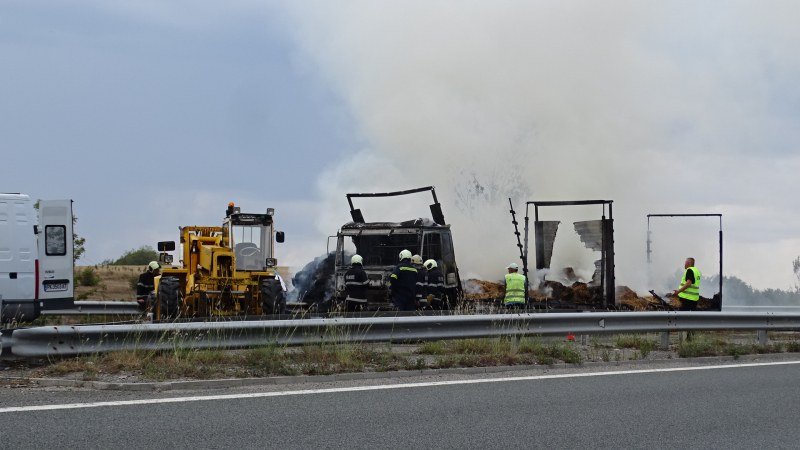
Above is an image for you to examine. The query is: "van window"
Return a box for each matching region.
[45,225,67,256]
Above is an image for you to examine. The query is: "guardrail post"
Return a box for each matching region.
[757,330,768,345]
[660,331,670,349]
[580,335,588,345]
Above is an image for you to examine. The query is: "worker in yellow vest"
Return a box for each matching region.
[673,257,701,311]
[503,263,527,309]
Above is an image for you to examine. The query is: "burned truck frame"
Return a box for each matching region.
[331,186,463,310]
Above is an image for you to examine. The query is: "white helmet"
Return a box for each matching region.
[507,262,519,270]
[399,249,412,261]
[424,259,437,270]
[351,254,363,265]
[148,261,161,272]
[411,254,423,265]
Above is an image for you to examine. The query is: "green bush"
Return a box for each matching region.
[77,267,100,287]
[111,246,159,266]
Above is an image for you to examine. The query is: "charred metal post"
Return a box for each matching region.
[524,203,531,297]
[719,215,723,302]
[604,203,615,309]
[508,198,528,303]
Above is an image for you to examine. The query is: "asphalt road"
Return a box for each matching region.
[2,360,799,449]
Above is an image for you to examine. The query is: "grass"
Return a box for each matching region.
[676,333,788,359]
[34,337,585,381]
[614,335,658,358]
[24,333,800,383]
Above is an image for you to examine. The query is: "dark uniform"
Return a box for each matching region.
[344,263,369,307]
[426,266,445,308]
[389,260,418,311]
[136,271,156,310]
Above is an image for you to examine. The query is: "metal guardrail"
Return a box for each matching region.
[4,311,800,358]
[42,301,141,316]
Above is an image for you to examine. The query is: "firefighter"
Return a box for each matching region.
[344,254,369,310]
[411,254,428,309]
[424,259,445,309]
[503,262,526,309]
[389,249,417,311]
[136,261,160,311]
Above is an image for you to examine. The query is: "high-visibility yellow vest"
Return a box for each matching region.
[678,266,701,302]
[504,272,526,304]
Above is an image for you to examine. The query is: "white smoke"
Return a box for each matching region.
[277,1,800,291]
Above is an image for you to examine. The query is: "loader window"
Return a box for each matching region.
[232,225,265,271]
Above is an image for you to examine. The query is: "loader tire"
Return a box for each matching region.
[157,276,181,321]
[261,278,286,315]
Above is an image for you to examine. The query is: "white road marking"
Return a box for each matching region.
[3,360,799,414]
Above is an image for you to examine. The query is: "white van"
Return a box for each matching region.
[0,194,74,323]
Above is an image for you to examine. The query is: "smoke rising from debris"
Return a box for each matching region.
[279,1,800,291]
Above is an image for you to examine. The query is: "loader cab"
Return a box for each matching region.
[225,209,283,272]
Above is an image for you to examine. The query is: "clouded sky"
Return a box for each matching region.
[2,1,798,293]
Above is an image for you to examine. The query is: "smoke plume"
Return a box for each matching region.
[278,1,800,291]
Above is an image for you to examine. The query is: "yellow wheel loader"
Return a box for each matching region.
[153,202,286,321]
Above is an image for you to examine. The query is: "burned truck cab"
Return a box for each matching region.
[331,187,463,310]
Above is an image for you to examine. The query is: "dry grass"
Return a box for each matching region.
[34,337,586,382]
[677,333,788,358]
[74,265,142,300]
[25,333,800,382]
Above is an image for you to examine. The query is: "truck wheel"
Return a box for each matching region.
[261,278,286,315]
[157,276,181,321]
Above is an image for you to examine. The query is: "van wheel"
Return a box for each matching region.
[157,276,181,321]
[261,279,285,315]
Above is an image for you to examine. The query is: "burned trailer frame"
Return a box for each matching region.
[646,213,723,304]
[521,200,616,308]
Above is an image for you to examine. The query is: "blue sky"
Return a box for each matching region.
[2,1,799,294]
[1,1,358,266]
